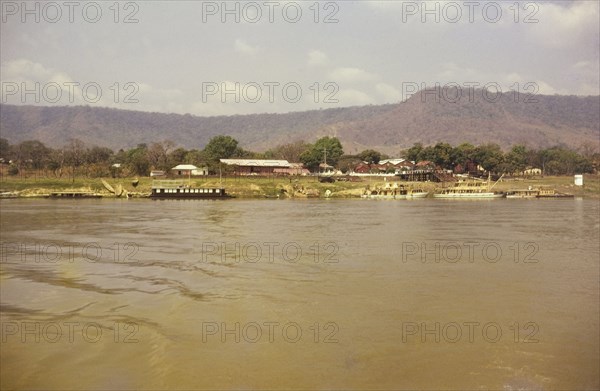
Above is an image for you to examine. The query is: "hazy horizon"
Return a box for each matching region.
[2,1,599,116]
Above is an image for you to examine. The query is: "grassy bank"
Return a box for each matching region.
[0,174,598,199]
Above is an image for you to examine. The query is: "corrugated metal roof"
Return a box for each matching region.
[171,164,198,170]
[220,159,291,167]
[379,159,406,165]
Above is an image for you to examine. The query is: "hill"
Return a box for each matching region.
[1,89,598,154]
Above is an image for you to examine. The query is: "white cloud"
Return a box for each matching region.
[526,2,599,48]
[329,67,377,83]
[0,59,82,105]
[568,61,600,95]
[308,50,328,67]
[336,89,376,106]
[234,39,259,55]
[436,62,485,82]
[375,83,402,102]
[1,59,73,84]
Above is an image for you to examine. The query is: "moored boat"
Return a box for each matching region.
[506,187,539,199]
[433,175,505,199]
[362,184,428,199]
[150,180,230,199]
[47,191,103,199]
[536,188,574,198]
[506,187,574,199]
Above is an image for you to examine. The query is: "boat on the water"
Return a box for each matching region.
[433,175,505,199]
[47,191,103,199]
[506,186,574,198]
[536,188,574,198]
[150,180,229,199]
[362,184,428,199]
[506,187,539,199]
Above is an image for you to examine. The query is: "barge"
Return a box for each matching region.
[150,180,230,199]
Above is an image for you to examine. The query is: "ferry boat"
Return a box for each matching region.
[362,184,429,199]
[150,180,229,199]
[47,191,103,199]
[506,187,574,199]
[536,188,574,198]
[506,187,539,199]
[433,175,505,199]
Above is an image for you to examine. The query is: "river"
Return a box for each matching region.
[1,198,598,390]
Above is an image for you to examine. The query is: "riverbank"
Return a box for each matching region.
[1,174,598,199]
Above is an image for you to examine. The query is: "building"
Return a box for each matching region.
[171,164,209,176]
[319,163,335,174]
[379,159,406,166]
[353,159,412,174]
[273,163,310,176]
[523,167,542,176]
[220,159,291,175]
[353,162,371,174]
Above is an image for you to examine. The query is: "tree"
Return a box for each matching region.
[337,155,363,173]
[15,140,50,171]
[184,149,207,166]
[86,146,113,164]
[203,136,239,163]
[147,140,175,171]
[505,145,528,174]
[451,143,476,172]
[474,143,504,173]
[299,136,344,171]
[432,142,453,169]
[83,146,114,177]
[537,146,594,175]
[0,138,11,161]
[47,149,66,178]
[64,139,86,182]
[268,140,310,162]
[358,149,381,164]
[168,147,188,167]
[405,143,424,162]
[125,144,150,176]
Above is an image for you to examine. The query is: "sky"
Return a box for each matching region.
[1,0,599,116]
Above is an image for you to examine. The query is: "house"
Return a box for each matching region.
[415,160,435,170]
[171,164,209,176]
[353,162,371,174]
[274,163,311,176]
[352,158,411,175]
[220,159,291,175]
[379,158,406,166]
[319,163,335,174]
[523,167,542,176]
[150,170,166,177]
[396,161,416,172]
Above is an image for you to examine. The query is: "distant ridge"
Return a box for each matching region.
[1,89,598,154]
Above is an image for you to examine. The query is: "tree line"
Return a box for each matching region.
[0,136,597,179]
[403,142,598,175]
